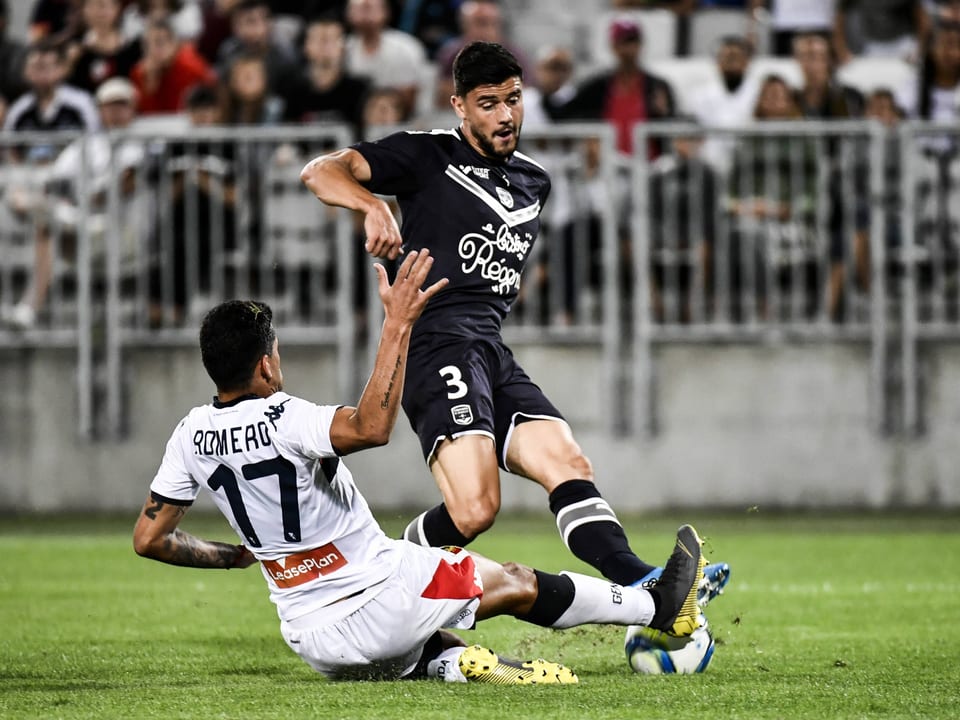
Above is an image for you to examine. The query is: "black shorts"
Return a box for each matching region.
[402,335,564,467]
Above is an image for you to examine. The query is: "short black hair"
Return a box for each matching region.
[304,10,345,35]
[453,41,522,97]
[145,17,176,38]
[185,83,218,109]
[718,34,753,55]
[233,0,270,17]
[27,37,66,61]
[199,300,276,393]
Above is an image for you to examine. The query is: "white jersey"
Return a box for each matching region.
[150,392,401,622]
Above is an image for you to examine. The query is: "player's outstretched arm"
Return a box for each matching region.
[330,249,448,455]
[132,493,257,569]
[300,148,404,260]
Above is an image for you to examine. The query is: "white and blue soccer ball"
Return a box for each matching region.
[624,616,715,675]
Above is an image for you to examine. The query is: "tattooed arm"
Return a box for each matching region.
[133,493,257,569]
[329,249,447,455]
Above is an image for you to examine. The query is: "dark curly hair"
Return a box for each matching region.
[199,300,276,392]
[453,41,522,97]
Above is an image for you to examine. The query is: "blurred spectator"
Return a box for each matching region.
[897,19,960,120]
[926,0,960,24]
[195,0,239,63]
[433,0,531,109]
[67,0,143,95]
[793,31,864,119]
[749,0,836,56]
[562,18,677,157]
[29,0,83,45]
[791,31,863,322]
[556,18,677,328]
[898,20,960,309]
[648,125,718,323]
[827,88,905,320]
[726,74,819,320]
[218,51,283,124]
[610,0,697,56]
[362,85,404,128]
[531,138,608,326]
[832,0,926,65]
[281,14,369,136]
[216,0,297,96]
[522,45,575,127]
[866,86,907,124]
[130,17,216,113]
[344,0,427,120]
[0,1,27,104]
[2,77,143,330]
[121,0,204,42]
[148,84,238,326]
[397,0,460,59]
[690,34,759,172]
[5,40,99,133]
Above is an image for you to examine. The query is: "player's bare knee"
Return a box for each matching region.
[449,498,499,539]
[550,448,593,482]
[500,561,537,600]
[568,451,593,480]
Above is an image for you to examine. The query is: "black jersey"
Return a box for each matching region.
[353,128,551,340]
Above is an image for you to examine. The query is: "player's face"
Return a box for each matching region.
[453,77,523,160]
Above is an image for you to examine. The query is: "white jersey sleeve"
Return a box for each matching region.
[269,396,341,461]
[150,416,201,504]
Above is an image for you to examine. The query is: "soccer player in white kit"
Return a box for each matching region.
[133,250,706,683]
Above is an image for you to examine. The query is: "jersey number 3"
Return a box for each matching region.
[207,455,299,547]
[439,365,468,400]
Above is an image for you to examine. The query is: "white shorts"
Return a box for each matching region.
[279,543,482,680]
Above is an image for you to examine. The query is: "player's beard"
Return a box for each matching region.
[475,121,521,160]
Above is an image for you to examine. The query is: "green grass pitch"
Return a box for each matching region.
[1,511,958,719]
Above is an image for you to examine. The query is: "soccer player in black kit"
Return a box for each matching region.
[301,41,729,605]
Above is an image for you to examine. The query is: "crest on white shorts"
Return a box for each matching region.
[451,404,474,425]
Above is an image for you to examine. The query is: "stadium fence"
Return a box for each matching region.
[1,121,957,440]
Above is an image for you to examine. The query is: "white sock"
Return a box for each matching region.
[426,646,467,683]
[551,571,655,629]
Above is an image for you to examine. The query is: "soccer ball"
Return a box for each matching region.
[624,617,715,675]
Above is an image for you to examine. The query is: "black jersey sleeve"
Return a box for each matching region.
[540,173,552,208]
[352,131,450,197]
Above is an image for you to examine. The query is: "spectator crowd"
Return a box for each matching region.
[1,0,960,330]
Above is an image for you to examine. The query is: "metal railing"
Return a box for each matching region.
[631,121,891,434]
[2,121,960,439]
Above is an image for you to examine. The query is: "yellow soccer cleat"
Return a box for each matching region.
[647,524,707,639]
[458,644,579,685]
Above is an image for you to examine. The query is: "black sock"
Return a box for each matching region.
[516,570,576,627]
[548,479,656,586]
[403,503,472,547]
[404,630,444,679]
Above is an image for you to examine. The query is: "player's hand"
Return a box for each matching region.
[374,249,448,326]
[232,545,258,569]
[364,198,403,260]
